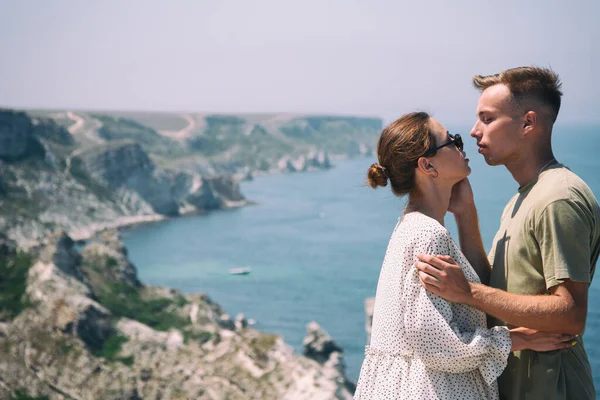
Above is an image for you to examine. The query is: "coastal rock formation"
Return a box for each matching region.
[1,108,380,248]
[38,230,85,280]
[0,111,248,247]
[0,109,35,160]
[303,321,344,364]
[0,232,355,399]
[308,150,333,169]
[302,321,356,395]
[72,141,249,216]
[26,240,115,353]
[196,175,246,209]
[74,141,154,189]
[276,151,333,174]
[80,229,142,289]
[72,141,180,216]
[346,141,374,158]
[32,117,74,146]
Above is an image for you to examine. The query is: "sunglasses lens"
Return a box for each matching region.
[455,134,463,151]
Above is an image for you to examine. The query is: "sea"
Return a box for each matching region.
[120,123,600,391]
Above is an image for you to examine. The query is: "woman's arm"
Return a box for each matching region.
[448,179,491,284]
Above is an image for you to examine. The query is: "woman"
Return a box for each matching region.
[354,112,575,400]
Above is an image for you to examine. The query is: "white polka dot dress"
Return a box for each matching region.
[354,212,511,400]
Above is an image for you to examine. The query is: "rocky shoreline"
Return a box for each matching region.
[1,109,375,249]
[0,230,356,399]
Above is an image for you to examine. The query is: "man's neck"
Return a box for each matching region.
[506,151,556,188]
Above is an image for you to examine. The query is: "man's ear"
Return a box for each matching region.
[523,111,537,134]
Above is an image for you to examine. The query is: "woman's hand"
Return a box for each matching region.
[448,178,475,216]
[509,327,577,352]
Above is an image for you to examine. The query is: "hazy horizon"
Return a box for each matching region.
[1,0,598,125]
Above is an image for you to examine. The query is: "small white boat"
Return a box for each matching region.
[229,267,252,275]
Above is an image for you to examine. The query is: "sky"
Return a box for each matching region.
[0,0,598,125]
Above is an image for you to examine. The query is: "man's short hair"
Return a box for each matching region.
[473,66,563,122]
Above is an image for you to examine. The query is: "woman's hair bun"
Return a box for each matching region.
[367,163,388,188]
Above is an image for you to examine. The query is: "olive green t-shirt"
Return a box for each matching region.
[488,162,600,400]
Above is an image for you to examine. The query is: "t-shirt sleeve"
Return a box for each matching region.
[535,198,593,289]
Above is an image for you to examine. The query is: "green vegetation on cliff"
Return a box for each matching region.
[92,333,134,365]
[183,330,213,346]
[187,114,246,156]
[280,116,380,154]
[0,251,34,319]
[10,390,50,400]
[92,114,188,158]
[96,282,189,331]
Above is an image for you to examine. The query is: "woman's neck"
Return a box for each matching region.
[405,181,452,226]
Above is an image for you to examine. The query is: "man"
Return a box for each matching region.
[415,66,600,399]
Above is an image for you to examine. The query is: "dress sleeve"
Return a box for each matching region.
[402,228,511,386]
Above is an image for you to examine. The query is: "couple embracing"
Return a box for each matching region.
[354,66,599,400]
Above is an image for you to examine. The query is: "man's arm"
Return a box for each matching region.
[416,255,588,335]
[448,179,491,284]
[469,280,588,335]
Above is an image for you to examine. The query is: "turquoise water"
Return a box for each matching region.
[121,124,600,388]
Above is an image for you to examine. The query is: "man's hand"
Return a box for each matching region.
[415,254,473,304]
[449,178,475,216]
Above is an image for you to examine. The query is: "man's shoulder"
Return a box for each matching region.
[533,165,598,210]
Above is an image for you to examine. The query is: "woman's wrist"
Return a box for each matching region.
[452,201,477,219]
[509,330,525,352]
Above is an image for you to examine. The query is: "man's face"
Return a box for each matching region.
[470,84,524,166]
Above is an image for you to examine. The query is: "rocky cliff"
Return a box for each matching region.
[0,110,35,160]
[43,111,381,180]
[0,232,355,399]
[0,109,248,248]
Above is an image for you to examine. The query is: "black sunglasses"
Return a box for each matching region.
[424,132,463,156]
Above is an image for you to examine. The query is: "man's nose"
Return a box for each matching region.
[470,121,480,138]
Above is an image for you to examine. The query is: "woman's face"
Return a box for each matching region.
[426,118,471,184]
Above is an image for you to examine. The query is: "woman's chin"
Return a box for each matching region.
[464,166,472,177]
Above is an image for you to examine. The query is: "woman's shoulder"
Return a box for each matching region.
[395,213,450,245]
[399,212,449,235]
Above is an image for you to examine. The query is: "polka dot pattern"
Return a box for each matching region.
[354,212,511,400]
